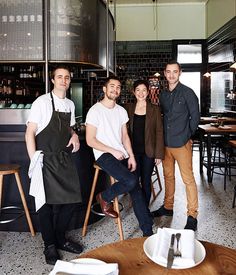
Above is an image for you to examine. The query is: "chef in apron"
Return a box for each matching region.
[25,65,82,265]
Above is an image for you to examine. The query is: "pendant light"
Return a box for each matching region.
[230,62,236,69]
[203,72,211,77]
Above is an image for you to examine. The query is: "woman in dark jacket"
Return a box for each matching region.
[125,79,164,206]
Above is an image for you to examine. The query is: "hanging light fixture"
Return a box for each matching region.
[203,72,211,78]
[230,62,236,69]
[154,72,160,77]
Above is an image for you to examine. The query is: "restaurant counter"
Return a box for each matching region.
[0,127,106,232]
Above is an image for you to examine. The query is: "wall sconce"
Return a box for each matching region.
[230,62,236,69]
[203,72,211,78]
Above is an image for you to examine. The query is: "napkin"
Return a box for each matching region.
[49,260,119,275]
[28,150,45,211]
[152,227,195,268]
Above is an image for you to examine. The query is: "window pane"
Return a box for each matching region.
[210,72,233,111]
[180,72,201,108]
[209,44,234,63]
[177,44,202,64]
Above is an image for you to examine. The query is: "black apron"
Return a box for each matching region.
[36,92,82,204]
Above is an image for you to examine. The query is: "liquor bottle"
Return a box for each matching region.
[15,79,23,96]
[2,79,7,95]
[6,79,13,95]
[0,81,3,96]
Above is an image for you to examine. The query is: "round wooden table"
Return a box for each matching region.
[78,237,236,274]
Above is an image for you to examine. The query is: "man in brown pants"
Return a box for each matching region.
[152,60,200,231]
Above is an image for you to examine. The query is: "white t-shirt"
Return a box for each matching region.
[85,102,129,160]
[26,92,76,135]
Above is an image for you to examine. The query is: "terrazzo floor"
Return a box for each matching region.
[0,151,236,275]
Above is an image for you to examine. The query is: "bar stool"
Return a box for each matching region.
[150,164,162,203]
[0,164,35,236]
[82,163,124,240]
[211,140,227,189]
[232,185,236,208]
[211,140,236,191]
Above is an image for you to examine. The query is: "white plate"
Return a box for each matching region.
[70,258,106,265]
[143,234,206,269]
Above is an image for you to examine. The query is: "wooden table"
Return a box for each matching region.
[229,140,236,148]
[200,116,236,124]
[198,124,236,182]
[78,237,236,275]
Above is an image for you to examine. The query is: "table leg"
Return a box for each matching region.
[206,134,212,182]
[199,131,203,174]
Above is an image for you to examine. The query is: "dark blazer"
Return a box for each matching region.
[125,102,164,159]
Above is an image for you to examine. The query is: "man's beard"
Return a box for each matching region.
[106,93,118,101]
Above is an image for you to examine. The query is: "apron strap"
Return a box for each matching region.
[50,92,55,111]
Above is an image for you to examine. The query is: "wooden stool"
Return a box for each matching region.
[150,164,162,204]
[0,164,35,236]
[82,163,124,241]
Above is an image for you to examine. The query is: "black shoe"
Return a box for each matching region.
[184,216,198,231]
[143,230,153,237]
[151,205,173,217]
[57,240,83,254]
[44,244,60,265]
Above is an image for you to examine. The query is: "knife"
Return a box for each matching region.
[167,233,175,269]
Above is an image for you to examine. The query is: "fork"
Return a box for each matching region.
[175,233,182,257]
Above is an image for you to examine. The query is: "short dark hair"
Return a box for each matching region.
[51,65,71,79]
[165,60,182,71]
[103,76,121,87]
[133,79,149,91]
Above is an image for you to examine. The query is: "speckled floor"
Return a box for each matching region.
[0,151,236,275]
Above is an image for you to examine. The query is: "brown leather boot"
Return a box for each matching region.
[96,192,118,218]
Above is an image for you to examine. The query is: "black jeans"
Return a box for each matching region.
[38,203,76,247]
[134,153,155,206]
[96,153,153,234]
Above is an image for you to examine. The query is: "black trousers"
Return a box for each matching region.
[38,203,76,247]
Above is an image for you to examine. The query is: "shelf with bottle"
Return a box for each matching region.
[0,64,45,108]
[0,64,44,79]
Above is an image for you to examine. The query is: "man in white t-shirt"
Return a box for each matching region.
[86,76,153,236]
[25,65,83,265]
